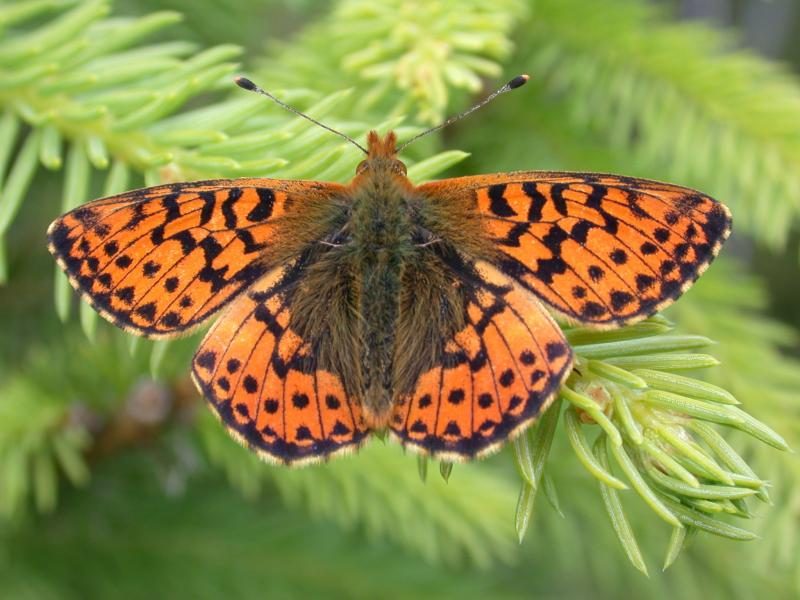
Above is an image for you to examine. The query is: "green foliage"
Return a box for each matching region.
[1,0,799,597]
[0,453,529,599]
[258,0,527,124]
[518,0,800,252]
[198,413,517,568]
[512,316,786,575]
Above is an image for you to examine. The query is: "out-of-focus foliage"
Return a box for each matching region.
[1,0,798,598]
[257,0,526,124]
[522,0,800,253]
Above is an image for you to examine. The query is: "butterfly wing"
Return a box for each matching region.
[389,260,573,461]
[418,172,731,327]
[48,178,345,338]
[192,262,369,465]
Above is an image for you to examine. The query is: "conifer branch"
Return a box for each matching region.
[518,0,800,254]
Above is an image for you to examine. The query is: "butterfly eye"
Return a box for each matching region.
[356,160,369,174]
[393,161,407,175]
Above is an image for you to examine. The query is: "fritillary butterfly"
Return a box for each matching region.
[48,76,731,465]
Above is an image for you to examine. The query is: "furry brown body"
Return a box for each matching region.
[350,162,413,420]
[285,131,489,427]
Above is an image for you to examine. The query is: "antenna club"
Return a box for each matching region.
[234,76,257,91]
[508,74,530,90]
[232,75,368,154]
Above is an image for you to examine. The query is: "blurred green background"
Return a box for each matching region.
[0,0,799,598]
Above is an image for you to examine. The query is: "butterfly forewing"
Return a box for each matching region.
[47,178,346,338]
[419,172,732,327]
[192,262,369,465]
[389,261,573,461]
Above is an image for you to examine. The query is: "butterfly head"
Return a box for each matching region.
[355,131,408,177]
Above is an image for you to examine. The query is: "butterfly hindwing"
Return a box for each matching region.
[47,178,346,338]
[389,260,573,461]
[192,262,369,465]
[419,172,732,327]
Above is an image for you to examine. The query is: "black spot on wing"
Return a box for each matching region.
[248,188,275,222]
[198,191,215,226]
[222,188,240,229]
[160,310,181,329]
[448,389,465,405]
[702,204,731,242]
[243,375,258,393]
[496,222,528,247]
[164,277,179,292]
[635,274,655,291]
[332,421,351,436]
[115,286,134,305]
[522,182,546,222]
[444,421,462,437]
[570,220,592,244]
[143,260,161,277]
[609,249,627,265]
[72,207,97,225]
[410,420,428,434]
[236,229,268,253]
[640,242,658,255]
[532,256,568,285]
[585,185,607,209]
[610,291,634,311]
[542,225,569,255]
[292,393,309,409]
[135,302,157,322]
[499,369,515,387]
[654,228,670,243]
[588,265,604,282]
[581,302,606,319]
[48,222,74,256]
[161,193,181,221]
[550,183,568,216]
[488,184,516,217]
[196,351,217,370]
[545,342,567,361]
[295,426,313,441]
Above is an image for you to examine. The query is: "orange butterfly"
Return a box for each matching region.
[48,75,731,466]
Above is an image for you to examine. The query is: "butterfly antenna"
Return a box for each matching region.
[396,74,530,153]
[235,76,368,154]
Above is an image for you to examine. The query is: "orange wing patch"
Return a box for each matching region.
[192,263,369,465]
[389,261,573,461]
[419,172,731,327]
[47,178,345,338]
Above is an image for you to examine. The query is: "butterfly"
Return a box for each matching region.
[48,75,732,466]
